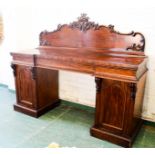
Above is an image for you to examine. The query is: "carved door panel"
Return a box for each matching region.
[15,65,36,109]
[96,78,131,134]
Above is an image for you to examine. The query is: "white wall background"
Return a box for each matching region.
[0,0,155,121]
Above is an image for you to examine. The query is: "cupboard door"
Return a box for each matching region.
[15,65,36,109]
[95,78,131,134]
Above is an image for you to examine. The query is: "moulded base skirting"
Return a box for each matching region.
[90,120,143,148]
[14,99,60,118]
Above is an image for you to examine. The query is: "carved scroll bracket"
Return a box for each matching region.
[95,77,102,93]
[30,67,36,80]
[11,63,17,77]
[129,83,137,101]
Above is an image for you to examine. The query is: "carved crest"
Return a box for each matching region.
[69,13,99,32]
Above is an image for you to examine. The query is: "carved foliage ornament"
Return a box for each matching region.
[126,32,145,51]
[69,13,100,32]
[40,30,52,46]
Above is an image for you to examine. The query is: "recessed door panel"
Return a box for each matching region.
[99,79,130,133]
[16,66,36,108]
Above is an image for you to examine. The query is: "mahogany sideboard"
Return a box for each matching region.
[11,14,147,147]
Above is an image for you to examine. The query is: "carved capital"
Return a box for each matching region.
[129,83,137,101]
[30,67,36,80]
[11,63,17,77]
[95,77,102,93]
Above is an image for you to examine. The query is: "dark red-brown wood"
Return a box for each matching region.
[11,14,147,147]
[40,14,145,51]
[11,64,60,117]
[90,73,146,147]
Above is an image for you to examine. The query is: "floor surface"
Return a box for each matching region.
[0,85,155,148]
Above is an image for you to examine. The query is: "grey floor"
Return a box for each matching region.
[0,85,155,148]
